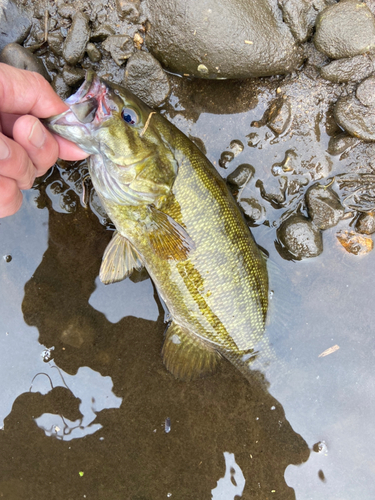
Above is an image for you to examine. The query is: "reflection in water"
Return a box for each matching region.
[211,452,246,499]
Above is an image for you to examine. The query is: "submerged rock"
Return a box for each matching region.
[314,0,375,59]
[63,12,90,65]
[240,198,266,224]
[355,212,375,235]
[0,43,50,81]
[305,183,344,230]
[143,0,303,79]
[320,54,373,83]
[327,133,359,156]
[266,97,292,135]
[334,94,375,142]
[124,51,170,107]
[0,0,32,52]
[277,214,323,260]
[227,164,255,190]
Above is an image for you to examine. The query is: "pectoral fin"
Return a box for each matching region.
[162,322,221,381]
[100,231,143,284]
[147,206,195,261]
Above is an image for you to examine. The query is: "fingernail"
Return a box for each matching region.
[0,136,10,160]
[28,121,46,149]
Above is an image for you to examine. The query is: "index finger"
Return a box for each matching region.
[0,63,68,118]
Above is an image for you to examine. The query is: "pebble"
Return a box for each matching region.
[48,31,65,57]
[305,183,345,230]
[62,65,85,86]
[320,54,373,84]
[278,0,324,43]
[0,43,50,82]
[51,73,71,100]
[240,198,266,224]
[334,95,375,142]
[86,42,102,63]
[124,51,170,107]
[356,76,375,107]
[336,230,373,255]
[277,214,323,260]
[355,212,375,235]
[0,0,32,52]
[63,12,91,65]
[314,0,375,59]
[102,35,134,66]
[90,25,115,43]
[267,97,292,135]
[327,133,359,156]
[116,0,140,22]
[227,164,255,190]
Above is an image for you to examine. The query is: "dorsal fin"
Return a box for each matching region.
[162,322,221,381]
[99,231,143,284]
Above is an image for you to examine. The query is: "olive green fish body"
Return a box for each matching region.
[45,72,269,382]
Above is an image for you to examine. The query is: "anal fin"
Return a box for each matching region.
[99,231,143,284]
[162,322,221,381]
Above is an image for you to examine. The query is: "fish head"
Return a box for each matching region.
[45,71,177,201]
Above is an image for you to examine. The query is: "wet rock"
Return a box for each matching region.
[320,54,373,83]
[51,73,71,100]
[227,164,255,189]
[336,230,373,255]
[124,51,170,107]
[272,149,299,175]
[314,0,375,59]
[57,4,76,19]
[62,65,85,87]
[63,12,90,65]
[356,75,375,107]
[102,35,134,66]
[0,0,32,52]
[267,97,292,135]
[143,0,303,79]
[327,133,359,156]
[305,183,345,230]
[90,25,115,42]
[86,43,102,63]
[219,151,234,169]
[277,214,323,260]
[48,31,64,57]
[0,43,50,82]
[240,198,266,224]
[116,0,140,22]
[278,0,325,43]
[334,94,375,142]
[355,212,375,234]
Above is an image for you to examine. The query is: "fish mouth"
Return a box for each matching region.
[43,71,111,152]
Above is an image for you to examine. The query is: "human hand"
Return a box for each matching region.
[0,63,89,218]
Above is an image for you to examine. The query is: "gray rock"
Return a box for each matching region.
[227,164,255,189]
[48,31,64,57]
[143,0,303,79]
[314,0,375,59]
[327,133,360,156]
[320,54,374,83]
[0,43,50,82]
[116,0,140,22]
[277,214,323,260]
[63,12,90,65]
[124,51,170,107]
[240,198,266,224]
[102,35,134,66]
[305,183,345,229]
[58,4,76,19]
[267,97,292,135]
[355,212,375,234]
[51,73,71,100]
[0,0,32,52]
[62,65,85,86]
[278,0,323,43]
[356,75,375,107]
[334,94,375,142]
[86,42,102,63]
[90,25,115,43]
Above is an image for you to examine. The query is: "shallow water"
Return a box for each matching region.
[1,72,375,499]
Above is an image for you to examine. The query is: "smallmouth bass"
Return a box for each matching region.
[45,71,269,383]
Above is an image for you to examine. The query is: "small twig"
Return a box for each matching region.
[44,9,49,42]
[140,111,156,137]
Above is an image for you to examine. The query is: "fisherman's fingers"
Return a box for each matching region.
[0,131,37,190]
[0,175,23,218]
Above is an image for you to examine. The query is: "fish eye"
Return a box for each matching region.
[121,107,139,125]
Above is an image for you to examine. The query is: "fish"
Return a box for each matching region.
[45,71,270,383]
